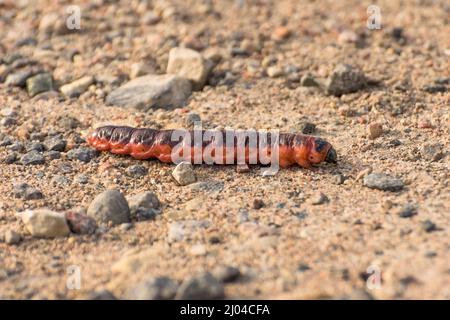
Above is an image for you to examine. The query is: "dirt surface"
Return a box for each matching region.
[0,0,449,299]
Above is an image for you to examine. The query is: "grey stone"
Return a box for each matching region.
[5,70,33,87]
[26,73,53,97]
[13,182,43,200]
[105,74,192,111]
[175,272,225,300]
[421,220,437,232]
[67,147,97,163]
[126,277,178,300]
[43,136,66,152]
[46,150,61,160]
[126,164,148,177]
[326,64,367,96]
[300,73,319,87]
[421,144,444,162]
[20,151,45,165]
[397,204,418,218]
[26,142,45,152]
[3,153,17,164]
[87,190,131,225]
[363,173,404,191]
[127,191,161,221]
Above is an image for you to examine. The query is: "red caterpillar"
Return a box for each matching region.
[87,126,337,168]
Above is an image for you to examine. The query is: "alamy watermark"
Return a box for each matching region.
[66,5,81,30]
[367,5,382,30]
[366,264,382,290]
[170,122,280,175]
[66,265,81,290]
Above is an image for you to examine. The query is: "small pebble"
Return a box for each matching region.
[127,191,161,221]
[363,173,404,191]
[126,164,148,177]
[87,190,131,226]
[326,64,367,96]
[4,230,21,245]
[266,66,284,78]
[300,73,319,87]
[253,199,265,209]
[421,144,444,162]
[20,150,45,165]
[236,163,250,173]
[367,123,383,139]
[333,173,345,185]
[299,122,316,134]
[67,147,97,163]
[172,162,196,186]
[397,204,417,218]
[13,183,43,200]
[21,209,70,238]
[46,150,61,160]
[65,210,97,234]
[309,192,328,205]
[26,73,53,97]
[3,153,17,164]
[421,220,437,232]
[43,136,66,152]
[273,26,291,40]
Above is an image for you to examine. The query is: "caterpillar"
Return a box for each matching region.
[87,125,337,169]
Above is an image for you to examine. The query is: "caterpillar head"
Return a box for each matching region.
[308,138,337,164]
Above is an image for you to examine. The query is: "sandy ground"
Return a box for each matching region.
[0,0,449,299]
